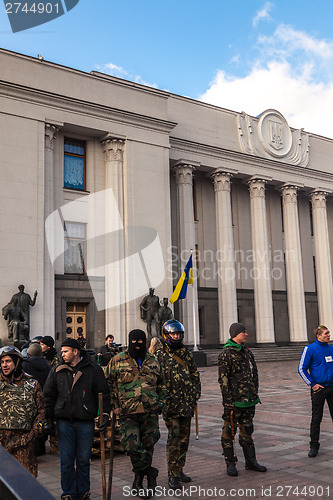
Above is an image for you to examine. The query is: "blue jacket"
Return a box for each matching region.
[298,339,333,387]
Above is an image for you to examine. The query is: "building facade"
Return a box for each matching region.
[1,49,333,349]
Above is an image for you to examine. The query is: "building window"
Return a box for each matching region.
[64,138,85,190]
[309,201,314,237]
[64,222,86,274]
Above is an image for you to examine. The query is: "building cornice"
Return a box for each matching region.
[170,137,333,190]
[0,80,177,135]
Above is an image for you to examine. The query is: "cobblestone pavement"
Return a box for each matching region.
[37,360,333,500]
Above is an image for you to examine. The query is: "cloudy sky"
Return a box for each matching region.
[1,0,333,138]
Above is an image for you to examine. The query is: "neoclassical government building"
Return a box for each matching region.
[1,48,333,349]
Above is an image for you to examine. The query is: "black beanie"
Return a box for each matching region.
[128,329,147,359]
[62,338,81,350]
[41,335,54,348]
[229,322,246,338]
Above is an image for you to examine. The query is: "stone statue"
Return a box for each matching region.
[156,298,173,336]
[7,285,37,339]
[2,298,29,343]
[140,288,160,338]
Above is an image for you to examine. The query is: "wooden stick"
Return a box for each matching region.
[107,411,116,500]
[99,393,106,500]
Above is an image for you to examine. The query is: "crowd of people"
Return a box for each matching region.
[0,319,331,500]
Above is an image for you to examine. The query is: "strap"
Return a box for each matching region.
[170,353,189,373]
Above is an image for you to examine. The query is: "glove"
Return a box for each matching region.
[97,413,109,433]
[44,418,56,436]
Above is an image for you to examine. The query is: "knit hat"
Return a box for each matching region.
[41,335,54,348]
[62,338,81,350]
[229,322,246,338]
[27,343,42,357]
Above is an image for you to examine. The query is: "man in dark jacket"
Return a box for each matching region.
[97,334,120,366]
[22,342,51,389]
[43,338,111,500]
[40,335,61,367]
[155,319,201,490]
[218,322,266,477]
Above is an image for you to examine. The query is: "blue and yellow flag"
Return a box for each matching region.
[170,254,193,304]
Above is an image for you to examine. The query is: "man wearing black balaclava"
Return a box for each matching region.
[106,329,166,498]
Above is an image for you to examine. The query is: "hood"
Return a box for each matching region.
[223,338,243,351]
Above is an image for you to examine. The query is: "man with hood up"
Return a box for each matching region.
[155,319,201,490]
[218,322,267,477]
[105,329,165,498]
[0,345,45,477]
[43,338,111,500]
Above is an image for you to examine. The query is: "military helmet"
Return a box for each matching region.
[162,319,185,348]
[0,346,23,360]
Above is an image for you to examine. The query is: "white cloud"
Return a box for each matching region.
[259,24,333,60]
[94,62,157,88]
[199,60,333,138]
[253,2,273,27]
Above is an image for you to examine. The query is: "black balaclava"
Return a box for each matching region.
[128,329,147,359]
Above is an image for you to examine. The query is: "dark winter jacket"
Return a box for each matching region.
[22,356,51,389]
[218,339,259,407]
[43,351,111,421]
[155,345,201,418]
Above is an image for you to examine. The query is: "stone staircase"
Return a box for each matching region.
[204,344,307,366]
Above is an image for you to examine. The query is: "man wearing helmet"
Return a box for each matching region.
[155,319,201,490]
[0,345,45,477]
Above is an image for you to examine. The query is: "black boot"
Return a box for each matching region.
[146,466,158,494]
[168,476,182,490]
[132,472,152,498]
[223,447,238,476]
[242,445,267,472]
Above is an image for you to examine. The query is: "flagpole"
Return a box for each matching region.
[192,249,199,352]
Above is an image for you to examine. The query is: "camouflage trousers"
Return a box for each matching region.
[0,430,37,477]
[119,413,160,473]
[165,416,191,477]
[221,406,255,453]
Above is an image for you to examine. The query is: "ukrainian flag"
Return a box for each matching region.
[170,254,193,304]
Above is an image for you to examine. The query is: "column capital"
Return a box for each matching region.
[281,184,299,204]
[310,190,329,209]
[247,177,267,198]
[45,123,58,151]
[211,170,233,193]
[101,136,125,162]
[173,163,196,186]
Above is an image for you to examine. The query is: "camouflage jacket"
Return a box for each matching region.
[105,350,166,416]
[43,347,61,368]
[218,339,259,407]
[155,345,201,418]
[0,372,45,449]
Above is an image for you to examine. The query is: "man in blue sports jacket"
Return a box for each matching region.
[298,324,333,457]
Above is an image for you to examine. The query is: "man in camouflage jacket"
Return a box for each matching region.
[218,322,266,477]
[0,346,45,477]
[105,329,165,498]
[155,319,201,490]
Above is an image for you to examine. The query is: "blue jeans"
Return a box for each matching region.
[56,419,95,499]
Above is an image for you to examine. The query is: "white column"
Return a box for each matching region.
[310,190,333,328]
[248,178,275,343]
[44,124,58,337]
[212,170,238,344]
[281,184,307,342]
[173,163,200,346]
[101,136,126,345]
